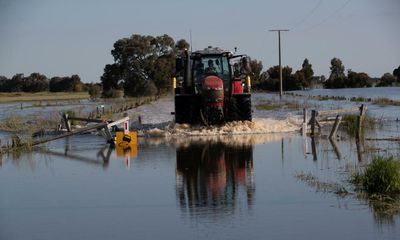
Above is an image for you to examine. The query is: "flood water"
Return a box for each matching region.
[1,88,400,240]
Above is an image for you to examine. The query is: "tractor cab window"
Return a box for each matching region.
[192,56,230,91]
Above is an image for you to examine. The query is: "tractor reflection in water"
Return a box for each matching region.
[175,141,255,217]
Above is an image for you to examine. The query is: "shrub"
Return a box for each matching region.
[355,156,400,194]
[341,114,375,138]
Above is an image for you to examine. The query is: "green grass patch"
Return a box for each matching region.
[0,92,89,103]
[350,96,370,102]
[341,114,375,138]
[0,114,25,132]
[352,156,400,195]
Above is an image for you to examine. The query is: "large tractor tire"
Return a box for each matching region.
[227,95,252,122]
[238,95,252,121]
[175,95,200,124]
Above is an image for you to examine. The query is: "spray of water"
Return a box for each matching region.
[140,117,301,137]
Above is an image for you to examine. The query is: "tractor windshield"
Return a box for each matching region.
[192,56,230,90]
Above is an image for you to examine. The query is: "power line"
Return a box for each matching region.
[299,0,352,32]
[290,0,324,31]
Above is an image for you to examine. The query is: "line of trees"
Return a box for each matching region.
[251,57,399,91]
[0,73,87,93]
[323,59,400,88]
[250,58,315,91]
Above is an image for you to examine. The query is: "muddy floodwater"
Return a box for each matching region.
[1,88,400,240]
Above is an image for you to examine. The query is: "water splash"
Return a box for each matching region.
[139,117,301,137]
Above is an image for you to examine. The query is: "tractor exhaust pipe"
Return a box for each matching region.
[184,49,192,88]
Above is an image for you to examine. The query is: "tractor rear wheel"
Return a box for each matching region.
[238,96,252,121]
[175,95,200,124]
[227,95,252,122]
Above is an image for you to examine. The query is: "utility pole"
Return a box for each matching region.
[269,29,289,98]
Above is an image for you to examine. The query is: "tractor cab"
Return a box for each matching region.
[191,49,232,94]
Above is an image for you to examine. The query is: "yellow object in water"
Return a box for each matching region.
[246,76,251,92]
[115,131,137,157]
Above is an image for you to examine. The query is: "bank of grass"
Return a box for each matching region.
[297,156,400,223]
[372,97,400,107]
[0,92,90,103]
[351,156,400,222]
[352,156,400,195]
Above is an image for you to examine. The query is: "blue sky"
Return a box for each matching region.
[0,0,399,82]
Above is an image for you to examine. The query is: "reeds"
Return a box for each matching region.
[341,114,375,138]
[352,156,400,194]
[373,98,400,107]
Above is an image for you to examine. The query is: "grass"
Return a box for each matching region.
[0,114,25,132]
[352,156,400,195]
[341,114,375,138]
[350,96,371,102]
[0,92,90,103]
[372,97,400,107]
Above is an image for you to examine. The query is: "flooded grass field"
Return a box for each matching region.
[1,88,399,240]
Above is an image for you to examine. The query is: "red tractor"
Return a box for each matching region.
[174,46,252,125]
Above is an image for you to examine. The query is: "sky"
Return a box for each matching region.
[0,0,399,82]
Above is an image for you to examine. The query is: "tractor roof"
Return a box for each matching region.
[192,46,232,57]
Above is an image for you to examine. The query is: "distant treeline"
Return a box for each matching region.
[322,58,400,89]
[0,73,101,96]
[250,58,400,91]
[0,73,83,92]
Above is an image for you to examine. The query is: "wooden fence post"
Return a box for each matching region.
[329,115,342,139]
[62,113,72,132]
[329,138,342,160]
[311,136,317,161]
[311,110,316,137]
[302,108,307,136]
[356,104,366,140]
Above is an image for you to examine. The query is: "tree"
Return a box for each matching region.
[324,58,346,88]
[393,65,400,82]
[377,73,396,87]
[23,73,49,92]
[330,58,345,77]
[49,75,84,92]
[49,77,64,92]
[249,59,264,88]
[6,74,25,92]
[264,65,294,91]
[0,75,8,92]
[300,58,314,88]
[101,64,124,93]
[175,39,190,51]
[102,33,179,97]
[346,70,372,88]
[87,83,102,99]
